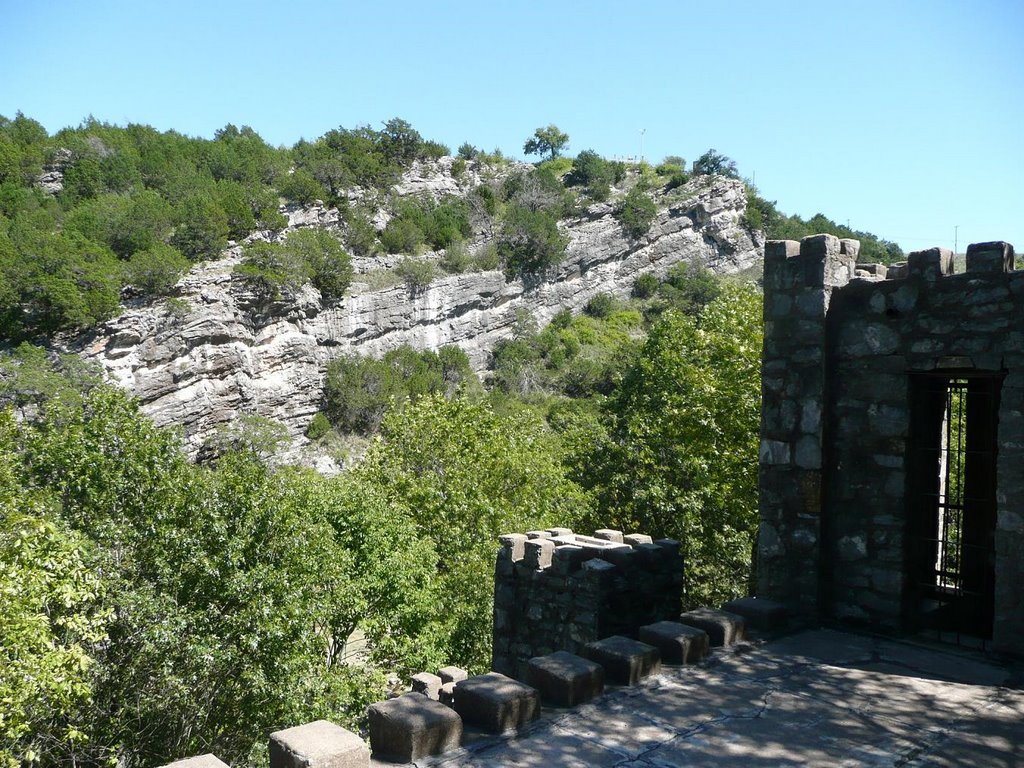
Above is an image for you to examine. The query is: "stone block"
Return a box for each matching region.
[764,239,800,262]
[438,666,468,684]
[527,651,605,707]
[269,720,369,768]
[524,538,555,569]
[498,533,527,562]
[159,755,229,768]
[678,608,747,646]
[546,527,573,536]
[582,635,661,685]
[453,672,540,733]
[624,533,653,546]
[967,241,1014,273]
[593,529,624,543]
[411,671,442,700]
[908,247,954,280]
[638,621,709,664]
[367,694,462,763]
[720,597,789,631]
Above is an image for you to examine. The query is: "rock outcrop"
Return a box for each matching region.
[63,168,762,459]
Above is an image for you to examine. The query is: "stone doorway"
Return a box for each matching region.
[906,372,1002,647]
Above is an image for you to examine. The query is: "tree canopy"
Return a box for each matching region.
[523,124,569,161]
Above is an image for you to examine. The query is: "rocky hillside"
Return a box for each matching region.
[60,160,762,458]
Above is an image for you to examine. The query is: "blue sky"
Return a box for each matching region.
[1,0,1021,254]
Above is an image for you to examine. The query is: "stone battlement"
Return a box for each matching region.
[758,233,1024,656]
[492,527,683,679]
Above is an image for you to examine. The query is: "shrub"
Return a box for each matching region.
[284,228,353,303]
[278,169,326,205]
[235,240,310,299]
[123,243,190,295]
[451,157,466,179]
[380,216,424,254]
[419,140,449,160]
[665,171,690,191]
[395,258,436,294]
[614,187,656,239]
[472,242,500,271]
[439,239,471,274]
[342,206,378,256]
[631,272,659,299]
[585,292,616,319]
[306,412,332,440]
[457,142,478,160]
[497,205,567,279]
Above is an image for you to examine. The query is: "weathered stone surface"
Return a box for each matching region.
[158,755,229,768]
[638,621,709,664]
[582,635,661,685]
[410,672,442,700]
[452,672,540,733]
[678,608,746,647]
[64,174,759,463]
[438,666,468,685]
[720,597,789,631]
[269,720,368,768]
[966,240,1014,273]
[366,694,462,763]
[761,232,1024,654]
[527,651,605,707]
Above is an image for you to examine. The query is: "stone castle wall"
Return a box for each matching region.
[758,234,1024,655]
[492,528,682,679]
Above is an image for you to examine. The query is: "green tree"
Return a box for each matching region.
[497,205,567,278]
[692,148,739,178]
[0,413,108,768]
[171,193,229,261]
[523,124,569,161]
[2,380,436,766]
[615,186,657,239]
[235,240,310,300]
[568,283,763,608]
[358,396,589,670]
[123,243,190,295]
[282,228,353,303]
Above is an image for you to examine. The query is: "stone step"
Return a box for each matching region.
[270,720,369,768]
[678,607,746,647]
[453,672,541,734]
[367,693,462,763]
[582,635,662,685]
[527,650,605,707]
[638,621,710,664]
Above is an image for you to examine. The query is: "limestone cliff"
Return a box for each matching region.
[62,164,762,459]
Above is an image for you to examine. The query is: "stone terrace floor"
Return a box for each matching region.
[378,628,1024,767]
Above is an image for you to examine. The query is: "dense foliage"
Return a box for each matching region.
[236,228,353,303]
[322,345,475,434]
[0,114,451,342]
[357,396,588,670]
[565,284,763,607]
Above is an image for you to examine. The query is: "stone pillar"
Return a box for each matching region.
[757,234,856,616]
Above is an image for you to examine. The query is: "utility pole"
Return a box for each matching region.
[639,128,646,163]
[954,225,959,255]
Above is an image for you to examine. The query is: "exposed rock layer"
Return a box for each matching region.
[64,172,762,457]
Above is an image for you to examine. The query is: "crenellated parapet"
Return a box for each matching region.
[492,527,682,679]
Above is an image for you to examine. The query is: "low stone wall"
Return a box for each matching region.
[492,527,682,679]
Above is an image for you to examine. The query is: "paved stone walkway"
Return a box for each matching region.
[388,629,1023,767]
